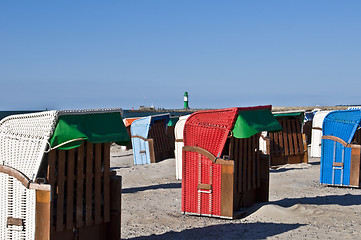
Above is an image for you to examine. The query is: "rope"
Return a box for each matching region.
[45,138,85,153]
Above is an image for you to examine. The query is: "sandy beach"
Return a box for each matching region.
[110,144,361,239]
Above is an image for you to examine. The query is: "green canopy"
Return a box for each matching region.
[167,116,179,126]
[49,112,130,150]
[232,109,282,139]
[273,111,304,123]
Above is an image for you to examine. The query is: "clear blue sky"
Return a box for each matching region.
[1,1,360,110]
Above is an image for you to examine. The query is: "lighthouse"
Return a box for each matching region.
[184,91,189,109]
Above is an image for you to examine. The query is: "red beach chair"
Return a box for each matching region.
[182,106,281,219]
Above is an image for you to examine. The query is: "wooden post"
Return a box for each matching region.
[148,139,156,163]
[220,164,234,218]
[35,187,51,240]
[350,148,361,187]
[302,134,309,163]
[108,175,122,240]
[257,154,270,203]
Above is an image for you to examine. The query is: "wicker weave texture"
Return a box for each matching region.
[174,115,190,180]
[310,111,331,158]
[0,111,58,180]
[182,108,238,216]
[0,174,36,240]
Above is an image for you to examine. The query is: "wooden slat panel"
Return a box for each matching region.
[296,119,303,154]
[231,138,239,194]
[247,137,252,191]
[242,138,247,192]
[154,122,162,154]
[287,119,294,156]
[268,132,274,156]
[149,120,168,159]
[94,144,102,224]
[47,151,56,185]
[282,119,290,156]
[278,121,284,156]
[291,119,299,154]
[252,134,257,189]
[159,120,167,153]
[149,123,158,154]
[274,125,281,156]
[237,138,242,193]
[228,138,235,189]
[354,130,361,145]
[76,144,84,228]
[256,134,261,188]
[66,149,75,230]
[272,131,279,156]
[230,137,239,211]
[86,142,94,226]
[103,143,111,222]
[47,150,56,229]
[56,150,66,231]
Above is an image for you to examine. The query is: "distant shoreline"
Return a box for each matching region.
[0,105,357,120]
[127,105,354,112]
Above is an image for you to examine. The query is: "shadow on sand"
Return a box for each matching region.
[112,153,134,157]
[129,222,305,240]
[308,161,320,166]
[269,167,300,173]
[272,193,361,207]
[239,192,361,220]
[122,182,181,194]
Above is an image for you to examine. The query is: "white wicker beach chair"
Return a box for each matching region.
[174,115,190,180]
[0,111,57,240]
[310,111,332,158]
[0,109,124,240]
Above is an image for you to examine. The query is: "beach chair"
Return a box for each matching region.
[131,114,174,165]
[166,116,179,155]
[182,106,281,219]
[320,110,361,187]
[123,118,140,149]
[303,114,313,145]
[266,111,308,166]
[174,115,190,180]
[310,111,332,158]
[0,109,130,240]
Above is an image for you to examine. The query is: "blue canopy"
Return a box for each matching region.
[130,113,170,139]
[323,110,361,144]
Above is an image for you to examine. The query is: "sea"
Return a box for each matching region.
[123,109,196,118]
[0,109,197,121]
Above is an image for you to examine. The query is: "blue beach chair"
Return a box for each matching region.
[320,110,361,187]
[131,114,173,165]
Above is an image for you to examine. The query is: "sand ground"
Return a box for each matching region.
[110,144,361,239]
